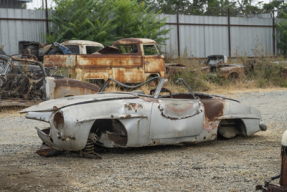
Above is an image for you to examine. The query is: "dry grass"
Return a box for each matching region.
[103,78,287,99]
[0,107,26,117]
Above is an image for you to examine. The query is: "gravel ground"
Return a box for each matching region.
[0,90,286,191]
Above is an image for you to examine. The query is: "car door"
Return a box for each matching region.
[149,98,204,139]
[143,44,165,75]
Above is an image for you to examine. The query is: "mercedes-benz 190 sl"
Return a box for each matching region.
[21,77,267,159]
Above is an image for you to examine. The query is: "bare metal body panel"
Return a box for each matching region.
[22,79,265,153]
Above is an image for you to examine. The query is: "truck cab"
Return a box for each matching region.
[43,38,166,85]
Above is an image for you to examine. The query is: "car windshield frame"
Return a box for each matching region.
[99,77,195,99]
[99,77,165,98]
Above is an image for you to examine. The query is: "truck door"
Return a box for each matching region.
[113,44,143,83]
[143,44,165,78]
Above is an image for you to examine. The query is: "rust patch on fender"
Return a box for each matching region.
[203,119,219,131]
[158,101,202,120]
[201,99,224,121]
[125,103,143,112]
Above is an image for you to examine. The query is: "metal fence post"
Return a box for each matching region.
[45,0,49,34]
[176,6,180,58]
[228,8,231,58]
[272,10,275,56]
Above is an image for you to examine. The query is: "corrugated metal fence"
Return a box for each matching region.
[0,8,280,57]
[160,14,278,58]
[0,8,52,55]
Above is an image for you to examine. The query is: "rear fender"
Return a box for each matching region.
[45,77,100,100]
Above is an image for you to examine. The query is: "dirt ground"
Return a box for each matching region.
[0,89,286,191]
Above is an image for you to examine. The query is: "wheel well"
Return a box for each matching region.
[218,119,246,139]
[146,74,160,86]
[147,74,159,80]
[228,72,239,79]
[90,119,128,146]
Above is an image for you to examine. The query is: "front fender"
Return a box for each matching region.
[47,99,151,150]
[49,110,94,151]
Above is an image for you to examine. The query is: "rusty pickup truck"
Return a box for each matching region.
[43,38,165,85]
[200,55,245,80]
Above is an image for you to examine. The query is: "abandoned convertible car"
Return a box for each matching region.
[21,77,267,159]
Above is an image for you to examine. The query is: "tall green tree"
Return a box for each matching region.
[262,1,287,18]
[45,0,170,45]
[204,0,237,16]
[111,0,170,43]
[235,0,264,16]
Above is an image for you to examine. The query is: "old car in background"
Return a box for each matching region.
[0,54,100,107]
[200,55,245,80]
[19,40,104,61]
[256,130,287,192]
[43,38,166,85]
[21,77,267,159]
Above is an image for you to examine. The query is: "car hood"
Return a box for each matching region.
[20,93,138,113]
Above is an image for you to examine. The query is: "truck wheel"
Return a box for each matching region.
[48,49,63,55]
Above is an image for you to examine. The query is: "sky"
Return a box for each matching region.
[26,0,273,10]
[26,0,55,9]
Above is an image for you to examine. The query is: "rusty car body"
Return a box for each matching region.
[0,54,100,107]
[21,77,267,159]
[256,130,287,192]
[43,38,166,85]
[200,55,245,79]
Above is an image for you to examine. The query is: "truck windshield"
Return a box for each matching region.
[116,44,138,54]
[65,45,80,54]
[143,45,159,55]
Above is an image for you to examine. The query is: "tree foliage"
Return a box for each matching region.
[275,11,287,55]
[140,0,281,16]
[45,0,170,45]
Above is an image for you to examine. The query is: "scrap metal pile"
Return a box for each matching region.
[1,74,31,99]
[0,54,100,107]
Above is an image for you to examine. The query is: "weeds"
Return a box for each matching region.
[167,54,287,93]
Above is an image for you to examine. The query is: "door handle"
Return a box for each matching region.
[145,62,149,65]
